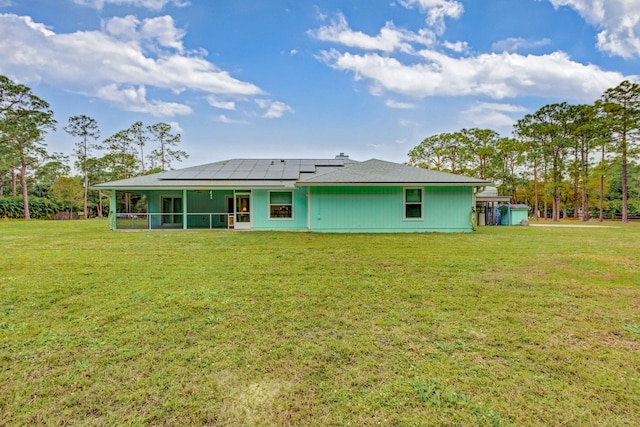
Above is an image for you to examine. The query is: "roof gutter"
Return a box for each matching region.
[90,184,296,191]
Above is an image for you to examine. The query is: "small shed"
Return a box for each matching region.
[500,204,530,225]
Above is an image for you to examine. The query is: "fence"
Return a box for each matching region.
[115,212,235,230]
[612,214,640,221]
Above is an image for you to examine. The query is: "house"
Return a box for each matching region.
[92,155,492,233]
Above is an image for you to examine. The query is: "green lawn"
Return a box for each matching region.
[1,220,639,426]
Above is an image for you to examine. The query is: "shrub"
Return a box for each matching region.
[0,196,63,219]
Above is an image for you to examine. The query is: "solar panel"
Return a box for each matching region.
[236,159,257,171]
[282,170,300,180]
[264,170,284,179]
[247,169,268,179]
[230,171,251,179]
[156,158,355,182]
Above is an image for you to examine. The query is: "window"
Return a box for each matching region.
[269,191,293,219]
[404,188,423,220]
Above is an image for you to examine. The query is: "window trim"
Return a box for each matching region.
[404,187,423,221]
[268,190,294,220]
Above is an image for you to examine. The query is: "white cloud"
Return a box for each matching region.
[399,119,420,127]
[313,5,328,22]
[167,121,183,133]
[309,12,434,53]
[385,99,416,109]
[548,0,640,58]
[140,15,185,51]
[398,0,464,34]
[443,40,469,53]
[206,96,236,110]
[460,102,527,128]
[214,114,247,125]
[19,14,55,36]
[102,15,139,39]
[73,0,189,11]
[0,13,266,116]
[255,100,294,119]
[319,48,626,102]
[102,15,184,52]
[310,5,635,116]
[96,84,192,116]
[310,7,629,105]
[491,37,551,53]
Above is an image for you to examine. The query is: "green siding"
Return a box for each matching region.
[424,187,475,231]
[512,209,529,224]
[252,188,308,231]
[308,186,474,233]
[117,186,475,232]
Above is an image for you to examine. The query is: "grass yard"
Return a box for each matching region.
[1,220,639,426]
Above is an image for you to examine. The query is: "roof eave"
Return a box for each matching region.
[296,181,492,187]
[91,182,297,191]
[476,196,511,202]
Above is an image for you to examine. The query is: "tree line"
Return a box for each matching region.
[408,80,640,223]
[0,75,188,219]
[3,74,638,222]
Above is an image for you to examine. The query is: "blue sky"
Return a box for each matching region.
[1,0,639,167]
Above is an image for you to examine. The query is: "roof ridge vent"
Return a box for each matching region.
[335,152,349,160]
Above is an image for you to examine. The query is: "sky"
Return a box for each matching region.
[1,0,639,168]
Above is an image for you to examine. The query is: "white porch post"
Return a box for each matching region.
[306,186,311,231]
[109,190,117,231]
[183,189,188,230]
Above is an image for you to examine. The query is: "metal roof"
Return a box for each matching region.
[92,157,492,190]
[297,159,492,186]
[476,186,511,202]
[92,158,357,189]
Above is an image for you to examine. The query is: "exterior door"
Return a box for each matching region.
[234,193,251,229]
[162,196,182,226]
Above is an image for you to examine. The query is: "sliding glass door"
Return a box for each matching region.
[162,196,183,226]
